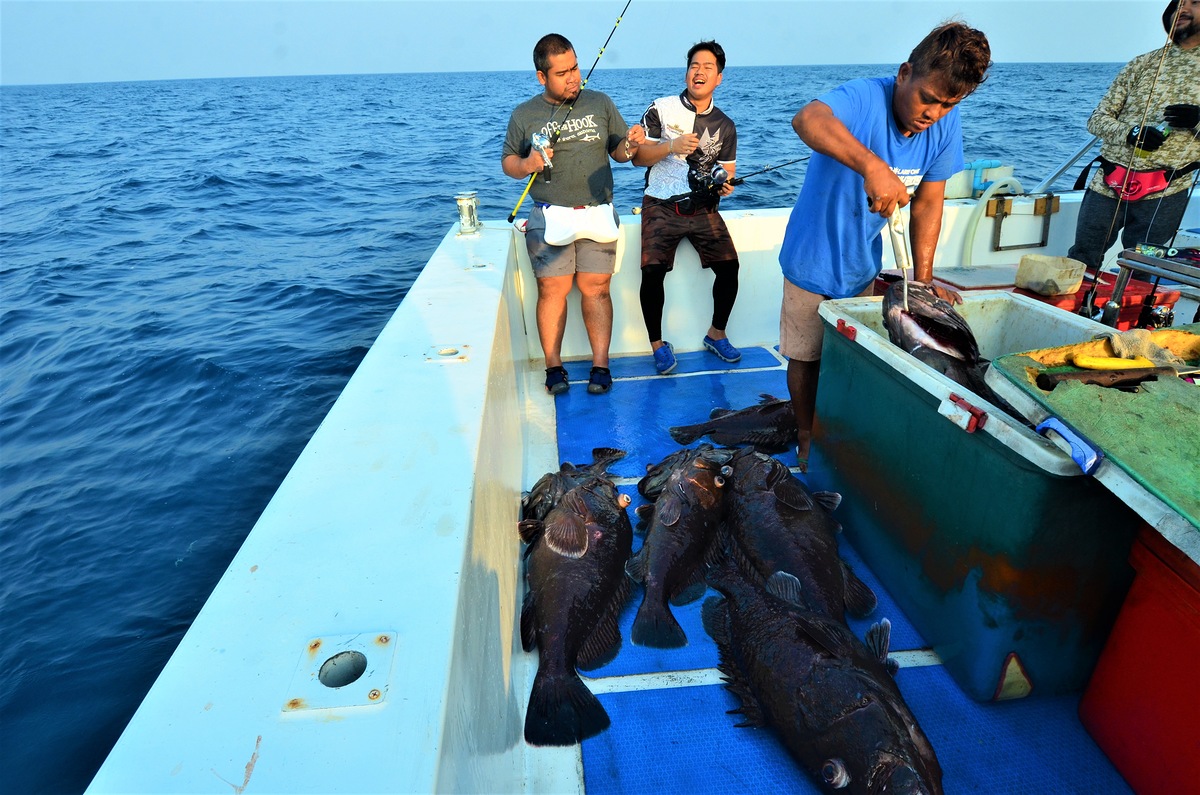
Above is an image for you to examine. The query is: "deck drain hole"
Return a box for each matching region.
[438,347,459,357]
[318,651,367,688]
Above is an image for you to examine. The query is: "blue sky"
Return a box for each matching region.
[0,0,1171,85]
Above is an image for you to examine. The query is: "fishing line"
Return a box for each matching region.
[1081,3,1183,316]
[726,155,810,186]
[507,0,635,223]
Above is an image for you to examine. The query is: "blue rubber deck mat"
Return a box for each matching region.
[581,665,1130,794]
[553,346,799,477]
[552,347,1129,792]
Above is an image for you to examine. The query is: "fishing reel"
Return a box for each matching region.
[688,164,728,194]
[531,132,553,182]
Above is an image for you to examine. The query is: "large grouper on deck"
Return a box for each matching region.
[517,476,633,746]
[668,394,797,454]
[703,559,943,794]
[723,448,876,622]
[626,449,732,648]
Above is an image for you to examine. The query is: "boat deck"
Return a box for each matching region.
[549,345,1130,794]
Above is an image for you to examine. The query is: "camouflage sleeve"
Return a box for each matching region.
[1086,59,1136,146]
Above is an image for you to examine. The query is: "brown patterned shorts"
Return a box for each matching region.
[639,196,738,271]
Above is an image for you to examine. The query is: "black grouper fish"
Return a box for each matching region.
[626,450,731,647]
[637,443,736,502]
[518,476,633,746]
[881,281,995,399]
[703,559,943,794]
[668,394,797,454]
[723,448,876,622]
[521,447,626,522]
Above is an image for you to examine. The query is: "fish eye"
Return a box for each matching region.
[714,475,726,487]
[822,759,850,789]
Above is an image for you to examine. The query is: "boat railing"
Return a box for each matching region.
[1029,136,1100,195]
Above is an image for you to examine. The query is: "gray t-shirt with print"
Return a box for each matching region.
[503,89,629,208]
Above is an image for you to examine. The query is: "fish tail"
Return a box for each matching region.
[668,424,705,445]
[631,597,687,648]
[523,667,610,746]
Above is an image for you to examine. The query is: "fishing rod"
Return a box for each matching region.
[725,155,810,186]
[507,0,635,223]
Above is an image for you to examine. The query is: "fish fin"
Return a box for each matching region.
[700,596,730,646]
[668,424,705,445]
[741,432,793,454]
[631,596,687,648]
[656,493,683,526]
[842,562,878,618]
[865,617,893,665]
[725,536,764,586]
[577,574,632,670]
[590,446,627,463]
[765,571,805,606]
[520,590,537,652]
[543,500,589,559]
[634,503,655,522]
[587,447,627,477]
[624,547,648,584]
[523,668,610,746]
[721,674,769,728]
[885,657,900,677]
[757,393,780,404]
[703,533,727,569]
[812,490,843,512]
[794,615,849,658]
[669,567,708,606]
[773,476,815,511]
[701,600,770,729]
[518,519,543,545]
[709,407,736,419]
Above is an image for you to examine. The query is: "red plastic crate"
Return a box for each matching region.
[1078,524,1200,795]
[1014,273,1180,331]
[874,270,1180,331]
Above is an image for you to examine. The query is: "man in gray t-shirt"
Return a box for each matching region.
[503,33,644,396]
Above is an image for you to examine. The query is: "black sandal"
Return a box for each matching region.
[587,366,612,394]
[545,366,569,395]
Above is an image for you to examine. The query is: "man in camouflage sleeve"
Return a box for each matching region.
[1068,0,1200,274]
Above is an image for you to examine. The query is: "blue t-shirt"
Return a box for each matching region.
[778,76,964,298]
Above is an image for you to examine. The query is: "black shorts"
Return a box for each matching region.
[639,196,738,271]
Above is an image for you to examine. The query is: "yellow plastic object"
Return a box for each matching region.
[1070,354,1156,370]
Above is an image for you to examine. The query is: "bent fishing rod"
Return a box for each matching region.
[508,0,634,223]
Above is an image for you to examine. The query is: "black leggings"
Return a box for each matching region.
[639,259,740,343]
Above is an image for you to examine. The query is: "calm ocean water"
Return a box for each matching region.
[1,63,1117,793]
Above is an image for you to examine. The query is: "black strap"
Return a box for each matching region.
[1074,157,1103,191]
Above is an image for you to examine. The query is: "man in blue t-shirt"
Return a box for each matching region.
[778,21,991,468]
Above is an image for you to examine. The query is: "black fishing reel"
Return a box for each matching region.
[688,164,729,194]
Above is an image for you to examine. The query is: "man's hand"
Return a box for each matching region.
[527,146,552,173]
[627,124,647,146]
[1164,104,1200,131]
[1127,124,1166,152]
[671,132,700,157]
[863,162,910,217]
[932,284,963,305]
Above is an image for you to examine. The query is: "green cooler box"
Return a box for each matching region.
[810,291,1140,701]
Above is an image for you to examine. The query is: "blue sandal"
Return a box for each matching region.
[545,366,569,395]
[703,335,741,363]
[587,366,612,394]
[653,342,677,375]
